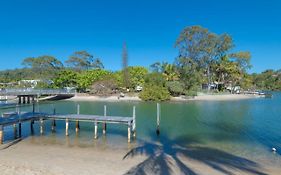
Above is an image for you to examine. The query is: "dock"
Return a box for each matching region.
[0,105,136,144]
[0,88,76,104]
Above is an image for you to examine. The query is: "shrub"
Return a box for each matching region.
[89,78,118,96]
[166,81,185,96]
[139,85,170,101]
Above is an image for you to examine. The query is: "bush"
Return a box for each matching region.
[89,78,118,96]
[144,73,166,86]
[166,81,185,96]
[184,90,197,97]
[139,85,170,101]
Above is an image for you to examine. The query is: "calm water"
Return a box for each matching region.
[1,93,281,167]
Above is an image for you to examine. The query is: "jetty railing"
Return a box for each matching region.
[0,105,136,144]
[0,88,76,96]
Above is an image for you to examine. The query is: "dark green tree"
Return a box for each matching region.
[65,51,104,70]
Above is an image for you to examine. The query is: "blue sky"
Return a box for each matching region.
[0,0,280,73]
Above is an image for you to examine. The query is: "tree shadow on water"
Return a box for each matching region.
[123,133,268,175]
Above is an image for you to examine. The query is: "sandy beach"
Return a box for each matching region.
[68,93,259,102]
[0,137,279,175]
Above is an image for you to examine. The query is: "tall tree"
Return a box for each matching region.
[22,55,63,78]
[22,55,63,69]
[150,62,179,81]
[65,51,104,70]
[175,25,251,91]
[122,42,130,88]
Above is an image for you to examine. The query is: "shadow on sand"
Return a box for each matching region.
[123,133,268,175]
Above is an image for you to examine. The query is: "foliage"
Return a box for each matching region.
[65,51,104,70]
[114,66,148,89]
[77,69,111,91]
[144,72,166,87]
[22,55,63,69]
[150,62,179,81]
[252,69,281,90]
[52,69,78,88]
[175,25,251,91]
[175,57,202,92]
[22,55,63,78]
[166,81,185,96]
[89,76,118,96]
[139,85,170,101]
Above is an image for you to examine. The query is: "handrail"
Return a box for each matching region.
[0,88,76,96]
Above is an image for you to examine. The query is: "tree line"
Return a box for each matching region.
[0,26,279,101]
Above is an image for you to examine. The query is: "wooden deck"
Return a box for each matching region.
[0,105,136,144]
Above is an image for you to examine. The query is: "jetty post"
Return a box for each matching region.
[65,118,69,136]
[16,105,22,138]
[128,121,131,143]
[40,118,44,135]
[103,105,107,135]
[156,103,160,136]
[31,101,35,134]
[51,105,56,132]
[13,123,18,138]
[94,121,98,139]
[132,106,136,138]
[0,125,3,144]
[32,101,35,113]
[75,104,80,134]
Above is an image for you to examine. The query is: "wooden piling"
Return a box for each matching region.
[65,119,69,136]
[13,124,17,139]
[17,105,22,138]
[103,105,107,135]
[18,123,22,138]
[51,120,56,132]
[76,104,80,133]
[32,102,35,113]
[128,123,131,143]
[94,121,98,139]
[18,96,21,104]
[30,120,34,135]
[0,125,3,144]
[51,106,56,132]
[40,118,44,135]
[156,103,160,136]
[132,106,136,138]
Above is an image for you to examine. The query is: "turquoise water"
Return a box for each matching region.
[1,93,281,168]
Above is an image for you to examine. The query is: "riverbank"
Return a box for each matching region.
[0,137,279,175]
[68,93,260,102]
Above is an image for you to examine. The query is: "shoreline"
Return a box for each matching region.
[0,137,279,175]
[67,93,261,102]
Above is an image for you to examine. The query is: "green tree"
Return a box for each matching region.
[113,66,148,90]
[22,55,63,78]
[150,62,179,81]
[166,81,185,96]
[52,69,78,88]
[77,69,111,91]
[65,51,104,70]
[139,85,170,101]
[175,25,251,92]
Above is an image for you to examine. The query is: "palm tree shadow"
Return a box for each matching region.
[123,133,268,175]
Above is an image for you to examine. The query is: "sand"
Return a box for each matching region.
[68,93,259,102]
[0,137,279,175]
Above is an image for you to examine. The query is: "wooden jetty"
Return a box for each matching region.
[0,88,76,104]
[0,105,136,144]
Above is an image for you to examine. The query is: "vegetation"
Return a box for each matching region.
[139,85,170,101]
[0,25,280,100]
